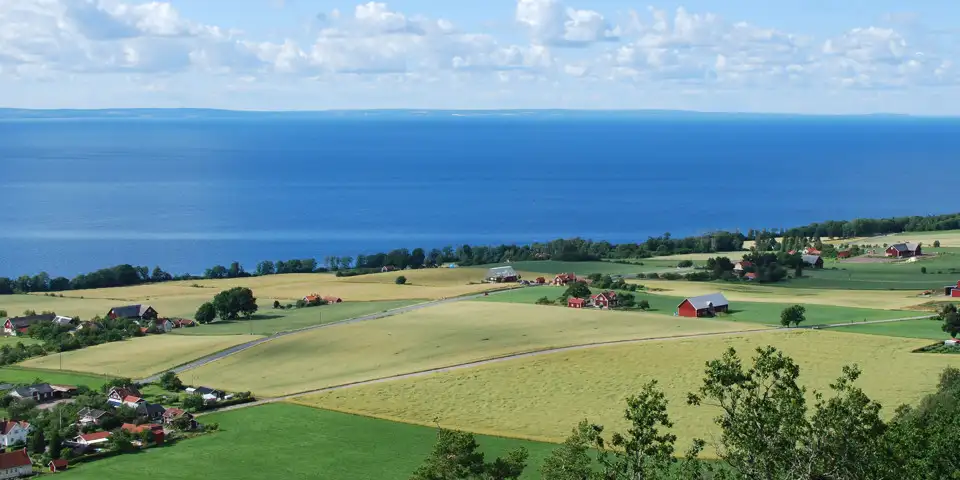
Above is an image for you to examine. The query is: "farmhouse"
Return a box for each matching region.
[107,386,142,407]
[3,313,56,336]
[107,304,159,321]
[77,408,111,427]
[74,431,111,447]
[802,255,824,269]
[136,402,167,422]
[380,266,397,273]
[49,459,68,472]
[9,383,55,402]
[186,386,226,403]
[122,395,145,408]
[486,266,519,283]
[886,243,922,258]
[0,449,32,479]
[744,272,758,281]
[567,298,587,309]
[677,293,730,318]
[0,420,31,447]
[590,291,618,309]
[535,277,546,285]
[144,318,174,333]
[552,273,578,286]
[323,296,343,304]
[162,408,197,429]
[733,261,753,273]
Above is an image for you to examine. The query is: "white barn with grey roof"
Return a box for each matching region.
[485,266,519,283]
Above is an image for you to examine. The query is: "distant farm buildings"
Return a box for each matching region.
[886,243,922,258]
[837,251,853,259]
[552,273,579,286]
[802,255,824,269]
[485,266,519,283]
[677,293,730,318]
[946,281,960,297]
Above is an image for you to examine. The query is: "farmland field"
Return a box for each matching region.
[629,279,932,309]
[173,300,420,336]
[847,230,960,248]
[19,334,260,379]
[0,367,110,389]
[58,403,556,480]
[477,286,913,326]
[1,271,514,322]
[831,318,950,340]
[776,252,960,290]
[300,330,960,451]
[187,302,765,396]
[479,260,671,276]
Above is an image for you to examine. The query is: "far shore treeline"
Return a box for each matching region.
[1,212,959,296]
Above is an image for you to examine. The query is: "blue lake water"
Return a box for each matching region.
[1,114,959,277]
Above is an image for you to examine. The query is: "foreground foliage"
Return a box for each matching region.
[414,347,960,480]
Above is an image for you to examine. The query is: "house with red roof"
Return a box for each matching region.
[0,449,32,478]
[107,386,142,407]
[553,273,578,286]
[49,459,69,472]
[322,296,343,304]
[733,261,753,273]
[122,423,165,445]
[803,247,822,256]
[75,431,112,447]
[0,420,31,447]
[567,298,587,309]
[162,408,198,429]
[122,395,145,408]
[590,291,618,309]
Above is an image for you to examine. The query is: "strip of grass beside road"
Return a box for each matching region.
[830,318,950,340]
[172,300,422,336]
[57,403,556,480]
[477,287,913,326]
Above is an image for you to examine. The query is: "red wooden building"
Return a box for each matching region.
[49,459,68,472]
[886,243,922,258]
[567,298,587,309]
[590,291,618,309]
[677,293,730,318]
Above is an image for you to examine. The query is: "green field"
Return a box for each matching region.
[187,302,764,397]
[772,251,960,290]
[59,403,555,480]
[0,367,110,388]
[173,300,420,336]
[476,287,913,326]
[831,318,950,340]
[301,331,960,451]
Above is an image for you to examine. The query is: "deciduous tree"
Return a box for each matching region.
[941,304,960,338]
[195,302,216,324]
[410,429,527,480]
[564,282,591,299]
[780,304,806,328]
[211,287,258,320]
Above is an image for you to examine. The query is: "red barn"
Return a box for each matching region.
[886,243,922,258]
[837,251,852,259]
[49,459,68,472]
[952,289,960,298]
[535,277,546,285]
[567,298,586,309]
[677,293,730,318]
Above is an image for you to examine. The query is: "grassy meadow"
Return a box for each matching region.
[778,251,960,290]
[831,318,951,340]
[186,302,764,397]
[19,334,260,379]
[58,403,556,480]
[174,300,420,336]
[0,367,110,388]
[299,330,960,452]
[476,286,913,326]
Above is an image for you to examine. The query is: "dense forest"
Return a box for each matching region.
[1,212,956,295]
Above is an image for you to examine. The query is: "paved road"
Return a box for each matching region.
[138,286,528,383]
[198,313,935,416]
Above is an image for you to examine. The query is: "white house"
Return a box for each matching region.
[185,386,226,403]
[0,421,31,447]
[0,449,32,479]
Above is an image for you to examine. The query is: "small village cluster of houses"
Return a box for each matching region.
[0,381,226,476]
[3,305,196,337]
[301,294,343,304]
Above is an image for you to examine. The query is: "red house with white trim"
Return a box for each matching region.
[590,291,618,309]
[886,243,922,258]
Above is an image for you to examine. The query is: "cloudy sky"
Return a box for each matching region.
[2,0,959,114]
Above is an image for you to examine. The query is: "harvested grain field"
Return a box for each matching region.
[13,270,516,320]
[632,279,927,309]
[187,302,767,397]
[298,330,960,453]
[847,230,960,247]
[20,334,261,378]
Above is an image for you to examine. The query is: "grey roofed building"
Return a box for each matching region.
[136,402,166,420]
[682,293,730,310]
[889,242,921,253]
[107,304,158,320]
[486,266,518,279]
[9,383,55,401]
[5,314,56,330]
[802,254,822,265]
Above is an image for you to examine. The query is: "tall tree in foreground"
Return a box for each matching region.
[410,428,527,480]
[540,421,600,480]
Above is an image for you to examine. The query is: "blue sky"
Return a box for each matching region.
[1,0,959,113]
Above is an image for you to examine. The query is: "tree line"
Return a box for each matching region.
[410,347,960,480]
[2,212,957,296]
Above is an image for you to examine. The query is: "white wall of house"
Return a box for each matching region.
[0,465,32,479]
[0,425,30,447]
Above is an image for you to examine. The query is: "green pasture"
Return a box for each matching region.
[778,251,960,290]
[173,300,420,336]
[59,403,556,480]
[0,367,110,388]
[831,318,950,340]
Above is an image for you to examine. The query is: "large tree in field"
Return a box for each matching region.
[941,304,960,338]
[780,304,806,328]
[195,302,217,324]
[564,282,591,299]
[211,287,258,320]
[410,429,527,480]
